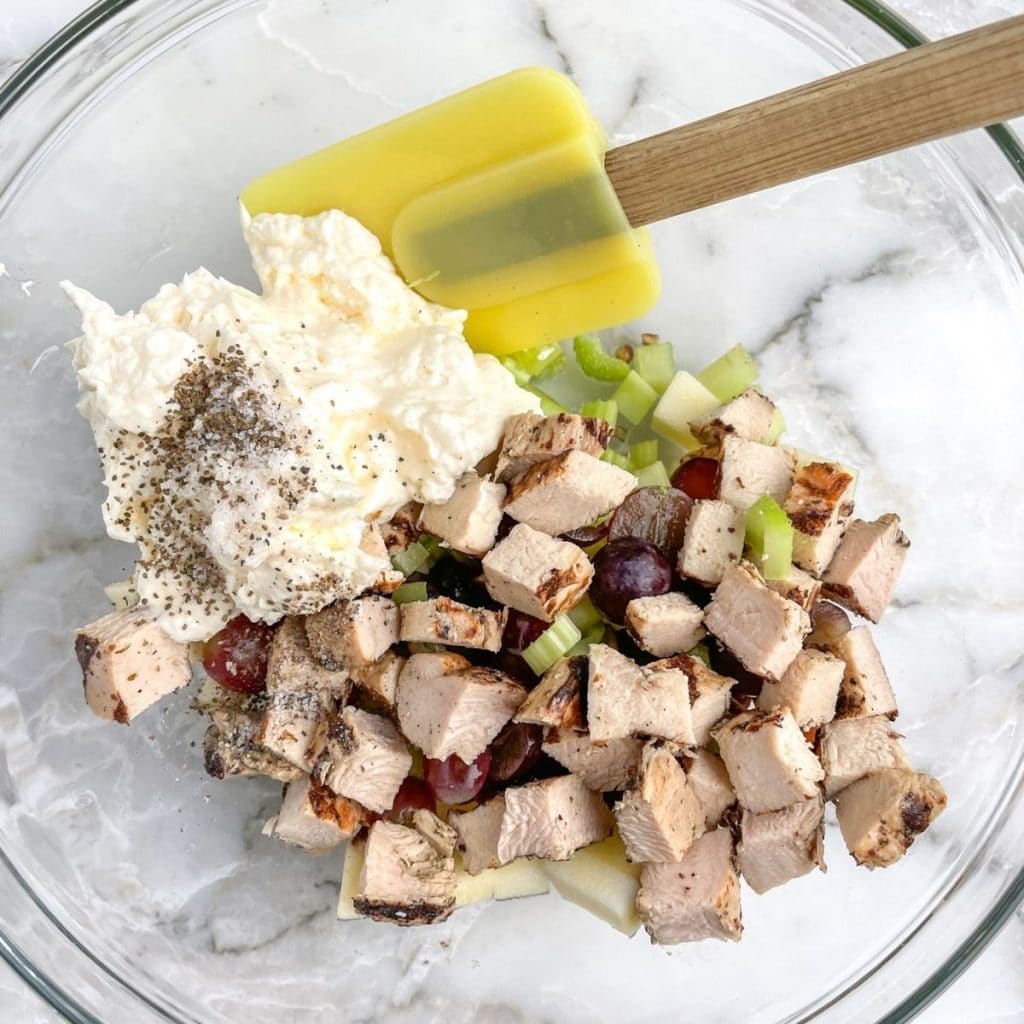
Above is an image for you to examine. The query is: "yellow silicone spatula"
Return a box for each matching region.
[242,16,1024,356]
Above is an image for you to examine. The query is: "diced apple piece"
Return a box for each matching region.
[337,840,366,921]
[453,857,551,907]
[652,371,720,450]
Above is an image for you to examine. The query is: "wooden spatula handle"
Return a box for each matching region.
[606,16,1024,227]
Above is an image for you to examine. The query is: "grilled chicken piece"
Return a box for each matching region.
[587,644,694,745]
[767,563,822,612]
[418,472,507,556]
[714,708,824,814]
[354,811,458,925]
[646,654,736,747]
[684,749,736,829]
[689,388,777,445]
[514,655,586,729]
[756,648,844,730]
[819,716,911,798]
[835,769,947,869]
[615,744,705,863]
[541,730,643,791]
[396,665,526,762]
[399,596,505,652]
[784,460,856,575]
[637,829,742,945]
[358,526,405,595]
[805,600,851,648]
[305,595,399,671]
[497,774,613,863]
[822,513,910,623]
[449,794,506,874]
[203,716,302,783]
[494,412,612,483]
[262,775,364,853]
[256,689,327,771]
[677,499,744,586]
[717,436,794,511]
[736,795,826,894]
[824,626,898,720]
[265,616,350,698]
[624,592,705,658]
[482,523,593,622]
[398,651,472,691]
[378,501,424,556]
[349,650,405,714]
[504,450,636,537]
[313,707,411,813]
[74,606,191,724]
[704,561,810,680]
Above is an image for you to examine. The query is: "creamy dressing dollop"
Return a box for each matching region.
[66,208,537,642]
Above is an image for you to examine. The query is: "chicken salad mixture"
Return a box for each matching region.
[69,211,945,943]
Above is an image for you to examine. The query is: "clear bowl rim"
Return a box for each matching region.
[0,1,1021,1022]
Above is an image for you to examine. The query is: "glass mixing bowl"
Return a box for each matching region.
[1,1,1022,1021]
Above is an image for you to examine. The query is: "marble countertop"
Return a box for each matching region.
[0,0,1020,1021]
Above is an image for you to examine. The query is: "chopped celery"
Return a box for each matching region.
[651,371,720,449]
[697,344,757,402]
[613,371,659,425]
[500,358,532,386]
[601,448,632,471]
[763,406,786,445]
[408,641,447,654]
[573,335,631,381]
[392,581,428,605]
[580,399,618,429]
[687,642,711,667]
[744,495,794,580]
[633,461,671,489]
[632,342,675,394]
[502,345,566,384]
[566,625,605,659]
[419,535,445,570]
[568,595,603,633]
[527,386,568,417]
[629,440,660,470]
[522,614,582,675]
[391,539,431,575]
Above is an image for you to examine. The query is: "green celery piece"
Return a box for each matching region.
[697,344,757,402]
[392,581,428,605]
[522,344,566,381]
[408,642,447,654]
[391,539,430,576]
[500,357,533,386]
[687,642,711,667]
[762,406,786,445]
[573,335,631,381]
[651,371,720,450]
[527,386,568,417]
[566,625,605,659]
[522,614,582,675]
[633,342,675,394]
[629,440,660,470]
[744,495,794,580]
[568,595,603,633]
[601,448,631,470]
[613,371,659,425]
[580,399,618,429]
[633,461,671,489]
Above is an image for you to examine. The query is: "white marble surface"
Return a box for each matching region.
[0,0,1021,1022]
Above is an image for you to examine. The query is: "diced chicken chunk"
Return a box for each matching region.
[637,829,742,945]
[504,450,636,537]
[305,595,399,671]
[313,707,411,813]
[767,563,822,612]
[587,644,694,745]
[718,436,794,511]
[514,655,586,729]
[265,616,350,698]
[378,501,423,555]
[497,774,613,863]
[74,606,191,724]
[822,513,910,623]
[689,388,777,444]
[398,651,471,692]
[625,592,705,658]
[737,795,826,894]
[825,626,898,720]
[354,812,457,925]
[819,716,911,797]
[449,794,506,875]
[349,650,405,713]
[714,708,824,814]
[784,461,856,575]
[495,412,612,483]
[836,769,947,869]
[677,499,744,586]
[615,744,705,863]
[542,730,643,791]
[677,657,737,746]
[418,472,507,556]
[203,716,302,783]
[263,775,363,853]
[704,561,810,680]
[396,666,526,762]
[482,523,593,622]
[358,525,404,594]
[685,749,736,828]
[256,690,326,771]
[399,596,505,652]
[756,648,844,730]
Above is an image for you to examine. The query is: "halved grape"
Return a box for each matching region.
[488,722,544,784]
[425,751,492,805]
[562,520,611,548]
[671,456,721,500]
[806,601,852,647]
[202,615,274,693]
[591,537,673,624]
[387,776,436,822]
[608,487,693,563]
